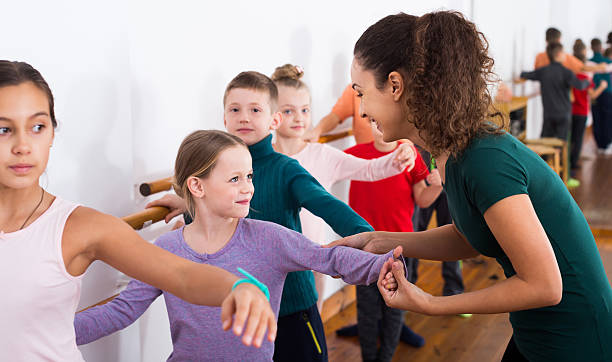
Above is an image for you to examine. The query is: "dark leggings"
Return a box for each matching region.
[592,92,612,149]
[541,115,571,140]
[356,283,404,362]
[570,114,587,171]
[501,336,529,362]
[273,304,328,362]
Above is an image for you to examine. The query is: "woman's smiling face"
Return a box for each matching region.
[350,58,417,143]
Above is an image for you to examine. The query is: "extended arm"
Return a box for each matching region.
[520,69,540,81]
[588,80,608,100]
[75,279,161,345]
[329,143,414,183]
[289,164,374,237]
[568,72,590,90]
[412,170,443,208]
[303,113,342,142]
[378,194,562,315]
[65,207,276,346]
[326,223,479,261]
[262,226,399,285]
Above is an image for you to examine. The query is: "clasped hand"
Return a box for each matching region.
[378,254,434,315]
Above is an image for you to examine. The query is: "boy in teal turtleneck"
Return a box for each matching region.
[149,71,374,362]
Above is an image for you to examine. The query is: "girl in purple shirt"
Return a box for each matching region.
[75,130,400,361]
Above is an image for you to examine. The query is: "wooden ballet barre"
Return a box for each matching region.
[139,176,173,196]
[78,294,119,313]
[81,128,355,313]
[136,129,353,198]
[318,129,353,143]
[122,206,169,230]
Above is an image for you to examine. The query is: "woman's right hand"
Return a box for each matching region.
[324,231,385,254]
[377,257,433,314]
[146,194,187,223]
[221,283,277,348]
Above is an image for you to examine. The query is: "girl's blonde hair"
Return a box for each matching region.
[174,130,246,217]
[270,64,309,92]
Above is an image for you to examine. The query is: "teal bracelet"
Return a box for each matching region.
[232,267,270,301]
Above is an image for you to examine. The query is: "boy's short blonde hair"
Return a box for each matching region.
[223,71,279,112]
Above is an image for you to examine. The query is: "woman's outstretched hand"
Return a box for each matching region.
[221,283,277,348]
[323,231,380,253]
[377,257,434,315]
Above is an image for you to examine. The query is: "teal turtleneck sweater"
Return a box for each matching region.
[247,134,373,316]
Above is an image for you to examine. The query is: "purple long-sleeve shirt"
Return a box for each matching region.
[75,218,392,361]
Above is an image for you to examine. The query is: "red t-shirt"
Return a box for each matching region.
[572,73,594,116]
[345,142,429,232]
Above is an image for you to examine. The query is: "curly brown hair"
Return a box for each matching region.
[354,11,504,158]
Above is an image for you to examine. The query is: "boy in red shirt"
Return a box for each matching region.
[341,122,442,362]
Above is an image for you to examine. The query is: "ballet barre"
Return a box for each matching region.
[81,129,356,312]
[139,177,173,196]
[138,130,356,197]
[122,206,170,230]
[78,294,119,313]
[318,129,353,144]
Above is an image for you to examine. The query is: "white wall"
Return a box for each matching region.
[2,1,611,361]
[472,0,612,138]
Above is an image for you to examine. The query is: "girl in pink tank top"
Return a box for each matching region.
[0,61,276,361]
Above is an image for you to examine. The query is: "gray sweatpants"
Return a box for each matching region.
[356,283,403,362]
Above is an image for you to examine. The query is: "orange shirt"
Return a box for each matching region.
[534,52,584,73]
[331,85,374,144]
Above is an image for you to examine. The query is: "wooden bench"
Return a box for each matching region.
[524,138,568,182]
[525,144,561,176]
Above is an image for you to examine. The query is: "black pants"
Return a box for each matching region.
[541,115,571,140]
[273,304,328,362]
[501,336,529,362]
[592,91,612,149]
[356,284,404,362]
[570,114,587,172]
[413,192,465,295]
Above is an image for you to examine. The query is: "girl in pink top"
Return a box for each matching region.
[270,64,416,310]
[0,61,275,361]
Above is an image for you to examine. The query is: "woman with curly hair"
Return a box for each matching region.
[327,11,612,361]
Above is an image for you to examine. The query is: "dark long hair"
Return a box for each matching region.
[0,61,57,128]
[573,39,587,62]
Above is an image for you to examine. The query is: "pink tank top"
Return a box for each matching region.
[0,197,84,361]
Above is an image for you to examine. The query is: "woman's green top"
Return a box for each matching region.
[444,132,612,361]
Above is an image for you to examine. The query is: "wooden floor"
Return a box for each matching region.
[324,131,612,362]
